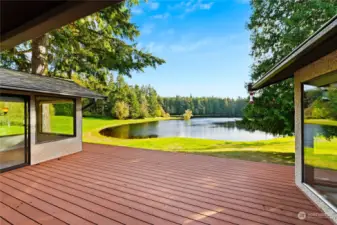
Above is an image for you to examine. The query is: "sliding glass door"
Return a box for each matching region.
[302,73,337,209]
[0,95,29,172]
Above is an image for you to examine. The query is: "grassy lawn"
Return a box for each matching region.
[80,117,297,165]
[81,117,337,169]
[0,125,24,136]
[49,116,74,135]
[1,116,336,169]
[305,119,337,126]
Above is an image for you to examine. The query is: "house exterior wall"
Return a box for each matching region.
[0,89,82,165]
[294,49,337,223]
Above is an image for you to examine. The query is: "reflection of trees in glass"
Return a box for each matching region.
[328,87,337,120]
[320,125,337,140]
[304,87,337,120]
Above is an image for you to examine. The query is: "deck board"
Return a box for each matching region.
[0,143,334,225]
[0,191,66,225]
[0,202,39,225]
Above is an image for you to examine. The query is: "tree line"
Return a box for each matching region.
[81,75,247,119]
[161,96,247,117]
[81,74,168,119]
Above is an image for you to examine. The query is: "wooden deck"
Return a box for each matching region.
[0,143,333,225]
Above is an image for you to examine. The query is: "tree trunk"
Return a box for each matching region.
[41,103,51,133]
[32,34,51,132]
[31,34,48,75]
[67,70,72,79]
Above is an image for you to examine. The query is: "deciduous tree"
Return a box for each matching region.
[243,0,337,135]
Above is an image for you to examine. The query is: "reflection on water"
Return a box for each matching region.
[100,118,277,141]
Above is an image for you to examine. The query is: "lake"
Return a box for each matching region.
[100,118,278,141]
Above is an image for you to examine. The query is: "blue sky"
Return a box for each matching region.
[127,0,252,98]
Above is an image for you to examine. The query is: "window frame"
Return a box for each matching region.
[301,75,337,212]
[35,96,76,144]
[0,93,31,173]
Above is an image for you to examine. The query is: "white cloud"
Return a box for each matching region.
[152,13,170,19]
[141,24,155,35]
[185,1,214,12]
[169,39,210,53]
[169,0,214,13]
[149,1,160,10]
[146,42,164,53]
[159,28,175,37]
[131,7,143,15]
[199,2,213,10]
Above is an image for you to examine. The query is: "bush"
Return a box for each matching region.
[183,109,193,120]
[113,101,129,119]
[155,108,162,117]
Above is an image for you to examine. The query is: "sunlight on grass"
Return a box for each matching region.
[305,148,337,170]
[0,125,24,136]
[305,119,337,127]
[1,116,335,169]
[82,117,337,169]
[49,116,73,135]
[314,137,337,155]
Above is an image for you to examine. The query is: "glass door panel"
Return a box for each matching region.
[0,95,28,171]
[303,74,337,208]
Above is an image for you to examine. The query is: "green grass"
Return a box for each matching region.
[1,116,336,169]
[81,117,337,169]
[49,115,73,135]
[0,125,24,136]
[80,116,297,165]
[305,119,337,126]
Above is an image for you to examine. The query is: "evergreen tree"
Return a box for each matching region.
[0,1,165,89]
[129,89,141,119]
[147,88,160,117]
[161,96,247,117]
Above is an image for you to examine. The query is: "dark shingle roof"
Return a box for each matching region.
[0,68,105,99]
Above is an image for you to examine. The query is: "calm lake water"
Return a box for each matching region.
[100,118,278,141]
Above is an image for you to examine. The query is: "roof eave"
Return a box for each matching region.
[1,0,121,50]
[0,85,106,100]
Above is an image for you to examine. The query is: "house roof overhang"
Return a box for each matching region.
[0,0,121,50]
[0,68,106,99]
[250,15,337,91]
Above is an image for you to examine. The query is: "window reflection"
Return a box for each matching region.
[303,74,337,208]
[36,96,75,143]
